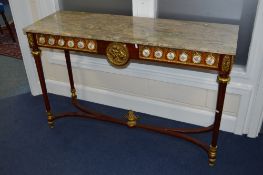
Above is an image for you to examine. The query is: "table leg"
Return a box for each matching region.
[1,12,16,42]
[64,50,77,101]
[32,49,54,128]
[209,74,230,166]
[0,24,3,34]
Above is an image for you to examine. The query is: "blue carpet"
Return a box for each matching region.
[0,93,262,175]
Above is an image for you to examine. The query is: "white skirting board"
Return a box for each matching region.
[45,79,237,133]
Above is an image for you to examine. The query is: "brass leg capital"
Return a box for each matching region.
[217,75,230,84]
[208,145,217,166]
[31,50,42,57]
[47,111,55,128]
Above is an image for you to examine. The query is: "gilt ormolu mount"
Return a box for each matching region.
[24,11,239,166]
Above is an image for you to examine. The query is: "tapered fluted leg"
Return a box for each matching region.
[64,50,77,101]
[32,49,54,128]
[209,75,230,166]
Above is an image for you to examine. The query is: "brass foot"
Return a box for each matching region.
[71,88,77,104]
[47,111,55,129]
[124,110,139,128]
[71,88,77,99]
[208,145,217,166]
[48,121,55,128]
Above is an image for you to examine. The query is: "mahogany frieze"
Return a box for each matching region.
[28,33,235,72]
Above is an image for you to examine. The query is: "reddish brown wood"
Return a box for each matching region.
[32,34,51,113]
[54,111,126,125]
[165,125,214,134]
[73,99,211,136]
[73,100,114,119]
[74,98,214,136]
[64,50,75,91]
[136,123,209,152]
[34,57,51,112]
[211,75,228,147]
[53,110,209,152]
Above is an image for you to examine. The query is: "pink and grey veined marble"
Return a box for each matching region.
[24,11,239,55]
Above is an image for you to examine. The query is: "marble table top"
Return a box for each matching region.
[24,11,239,55]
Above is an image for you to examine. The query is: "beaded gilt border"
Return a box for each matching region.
[36,34,98,53]
[139,45,222,69]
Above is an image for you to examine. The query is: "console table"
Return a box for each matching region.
[24,11,239,166]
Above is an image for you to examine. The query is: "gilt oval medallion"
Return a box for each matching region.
[106,42,129,66]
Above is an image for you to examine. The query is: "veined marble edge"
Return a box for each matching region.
[23,11,58,34]
[23,11,239,55]
[24,10,240,31]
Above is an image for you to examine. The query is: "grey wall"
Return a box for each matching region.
[158,0,258,66]
[158,0,243,23]
[59,0,132,16]
[60,0,258,66]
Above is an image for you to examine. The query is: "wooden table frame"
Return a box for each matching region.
[26,32,234,166]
